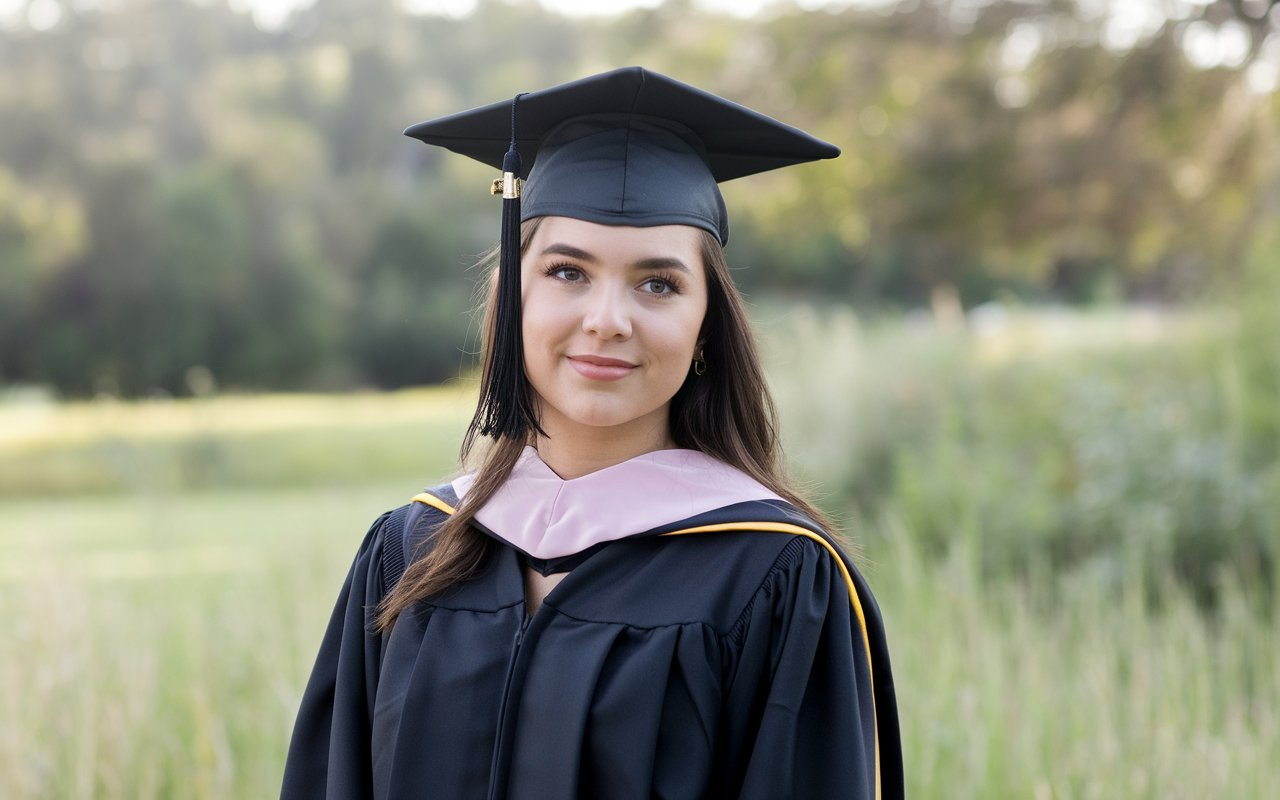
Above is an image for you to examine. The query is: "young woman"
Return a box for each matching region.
[282,67,902,800]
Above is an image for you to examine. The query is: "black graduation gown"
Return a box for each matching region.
[282,487,902,799]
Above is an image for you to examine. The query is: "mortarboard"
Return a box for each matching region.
[404,67,839,441]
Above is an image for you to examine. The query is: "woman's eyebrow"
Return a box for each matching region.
[631,257,692,274]
[540,243,598,262]
[539,244,691,274]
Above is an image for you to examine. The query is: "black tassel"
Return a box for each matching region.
[478,95,544,440]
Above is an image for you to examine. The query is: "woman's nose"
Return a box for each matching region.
[580,287,632,340]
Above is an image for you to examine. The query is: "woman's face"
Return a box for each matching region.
[521,216,708,441]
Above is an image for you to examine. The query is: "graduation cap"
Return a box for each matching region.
[405,66,839,441]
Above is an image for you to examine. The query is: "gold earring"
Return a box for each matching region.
[693,347,706,376]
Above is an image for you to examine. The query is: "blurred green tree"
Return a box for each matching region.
[1,0,1276,395]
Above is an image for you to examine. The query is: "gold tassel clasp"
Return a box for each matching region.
[490,173,522,199]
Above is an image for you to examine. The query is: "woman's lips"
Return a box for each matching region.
[568,355,637,381]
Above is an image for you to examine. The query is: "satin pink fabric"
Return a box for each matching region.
[453,447,782,560]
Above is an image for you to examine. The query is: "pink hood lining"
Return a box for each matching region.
[452,447,783,560]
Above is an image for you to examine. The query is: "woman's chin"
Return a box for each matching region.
[555,410,634,431]
[539,401,665,437]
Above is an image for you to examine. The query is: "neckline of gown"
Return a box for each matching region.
[452,446,783,561]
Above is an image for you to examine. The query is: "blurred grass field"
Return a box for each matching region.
[0,386,476,497]
[2,309,1277,798]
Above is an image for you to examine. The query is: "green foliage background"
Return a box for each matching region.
[2,0,1277,396]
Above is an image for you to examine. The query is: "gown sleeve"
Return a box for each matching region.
[721,535,894,800]
[280,511,393,800]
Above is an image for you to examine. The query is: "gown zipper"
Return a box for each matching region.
[486,607,531,800]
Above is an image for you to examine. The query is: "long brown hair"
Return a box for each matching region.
[376,220,834,630]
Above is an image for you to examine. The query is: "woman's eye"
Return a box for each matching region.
[549,266,584,282]
[642,278,673,295]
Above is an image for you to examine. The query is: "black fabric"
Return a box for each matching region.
[518,116,731,243]
[283,498,902,800]
[393,483,458,588]
[378,505,412,598]
[403,67,840,246]
[404,67,838,184]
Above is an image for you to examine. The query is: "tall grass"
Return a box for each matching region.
[759,300,1279,795]
[0,488,402,797]
[1,386,471,797]
[767,304,1277,604]
[1,308,1276,797]
[879,526,1278,798]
